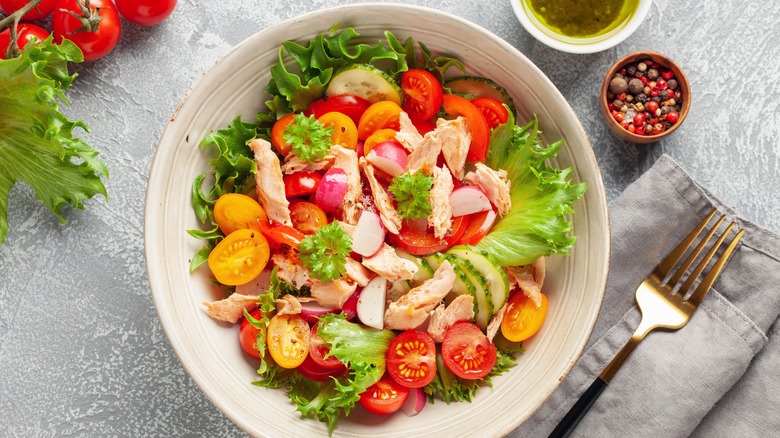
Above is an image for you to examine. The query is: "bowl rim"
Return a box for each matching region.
[144,2,611,436]
[510,0,652,54]
[600,50,691,143]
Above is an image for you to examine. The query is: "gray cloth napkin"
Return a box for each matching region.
[509,154,780,437]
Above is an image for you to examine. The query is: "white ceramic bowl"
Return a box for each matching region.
[145,3,610,437]
[510,0,652,54]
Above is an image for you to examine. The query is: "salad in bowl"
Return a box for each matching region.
[187,25,585,434]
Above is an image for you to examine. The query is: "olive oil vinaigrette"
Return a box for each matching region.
[523,0,640,44]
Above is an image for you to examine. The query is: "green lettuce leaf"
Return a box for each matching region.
[0,37,108,244]
[475,113,587,266]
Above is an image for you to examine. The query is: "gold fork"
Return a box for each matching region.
[549,208,745,438]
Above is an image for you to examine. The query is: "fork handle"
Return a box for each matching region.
[548,377,608,438]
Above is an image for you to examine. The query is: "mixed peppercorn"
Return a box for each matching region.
[607,58,683,136]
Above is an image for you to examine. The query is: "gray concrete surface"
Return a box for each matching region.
[1,0,778,436]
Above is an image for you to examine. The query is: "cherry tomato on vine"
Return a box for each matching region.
[442,94,490,162]
[207,228,270,286]
[0,0,58,20]
[471,97,509,129]
[239,309,263,360]
[401,69,443,122]
[441,321,496,380]
[53,0,121,62]
[115,0,175,26]
[0,23,49,59]
[386,330,437,388]
[359,374,410,415]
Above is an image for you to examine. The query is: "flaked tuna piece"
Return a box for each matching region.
[438,117,471,180]
[486,302,507,341]
[280,154,334,174]
[362,243,418,282]
[249,138,292,226]
[428,165,454,239]
[395,111,424,152]
[203,293,258,324]
[331,145,363,225]
[359,157,402,234]
[384,260,456,330]
[310,278,358,309]
[427,294,475,342]
[505,256,546,308]
[276,294,303,316]
[272,252,311,289]
[406,131,442,173]
[344,257,374,286]
[464,162,512,217]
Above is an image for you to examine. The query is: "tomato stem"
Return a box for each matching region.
[0,0,44,58]
[60,0,102,34]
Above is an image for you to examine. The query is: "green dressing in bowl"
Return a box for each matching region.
[523,0,640,43]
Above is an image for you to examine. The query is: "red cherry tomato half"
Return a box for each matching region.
[305,94,371,127]
[53,0,121,62]
[442,94,490,162]
[0,23,49,59]
[257,222,305,249]
[401,69,443,122]
[410,117,436,136]
[441,321,496,380]
[387,215,468,256]
[309,324,345,370]
[456,209,497,246]
[0,0,58,20]
[471,97,509,129]
[359,374,410,415]
[297,354,347,382]
[115,0,176,26]
[386,330,437,388]
[239,310,263,360]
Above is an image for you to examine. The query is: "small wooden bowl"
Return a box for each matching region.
[600,51,691,143]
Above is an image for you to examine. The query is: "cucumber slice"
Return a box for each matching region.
[444,76,515,112]
[395,249,435,285]
[326,64,402,105]
[448,255,493,330]
[447,245,510,315]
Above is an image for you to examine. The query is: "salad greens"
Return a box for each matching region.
[389,172,435,220]
[0,37,108,245]
[298,222,353,282]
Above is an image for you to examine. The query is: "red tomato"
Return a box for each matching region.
[284,171,322,198]
[441,321,496,380]
[471,97,509,129]
[297,354,347,382]
[239,310,263,360]
[115,0,175,26]
[257,222,305,249]
[270,113,296,156]
[309,324,345,370]
[289,201,327,235]
[387,215,468,256]
[442,94,490,162]
[456,209,497,246]
[53,0,121,62]
[401,69,443,121]
[0,0,58,20]
[411,117,436,136]
[359,374,410,415]
[0,23,49,59]
[305,94,370,127]
[386,330,436,388]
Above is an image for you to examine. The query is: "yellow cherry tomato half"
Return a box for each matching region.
[207,229,270,286]
[317,111,359,150]
[363,128,397,155]
[290,201,328,235]
[213,193,268,236]
[267,314,311,369]
[357,101,402,140]
[500,292,548,342]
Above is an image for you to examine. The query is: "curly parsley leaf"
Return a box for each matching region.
[298,221,352,282]
[283,114,333,164]
[388,172,434,220]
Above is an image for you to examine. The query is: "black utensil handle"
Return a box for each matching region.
[548,376,608,438]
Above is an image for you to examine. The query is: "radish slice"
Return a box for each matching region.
[366,141,408,177]
[401,387,426,417]
[449,186,492,217]
[351,211,386,257]
[314,167,348,214]
[356,276,387,330]
[299,301,338,324]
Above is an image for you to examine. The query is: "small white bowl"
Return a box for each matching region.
[511,0,652,54]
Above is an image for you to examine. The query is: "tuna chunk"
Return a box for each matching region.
[275,294,303,316]
[359,157,402,234]
[428,165,454,239]
[344,257,374,286]
[280,153,334,174]
[384,260,456,330]
[505,256,546,308]
[486,302,507,341]
[310,278,358,309]
[406,131,442,173]
[331,145,363,225]
[438,117,470,180]
[464,162,512,217]
[272,252,311,289]
[203,293,258,324]
[362,243,418,282]
[249,138,292,226]
[427,294,475,342]
[395,112,424,152]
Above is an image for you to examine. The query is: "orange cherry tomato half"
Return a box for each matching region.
[363,128,398,156]
[501,292,548,342]
[359,374,410,415]
[317,111,359,150]
[471,97,509,129]
[441,321,496,380]
[386,330,437,388]
[357,101,402,140]
[442,94,490,162]
[289,201,328,235]
[207,229,270,286]
[267,313,311,369]
[239,309,263,360]
[456,209,497,246]
[387,215,468,256]
[271,113,297,156]
[213,193,268,236]
[284,171,322,198]
[401,69,443,122]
